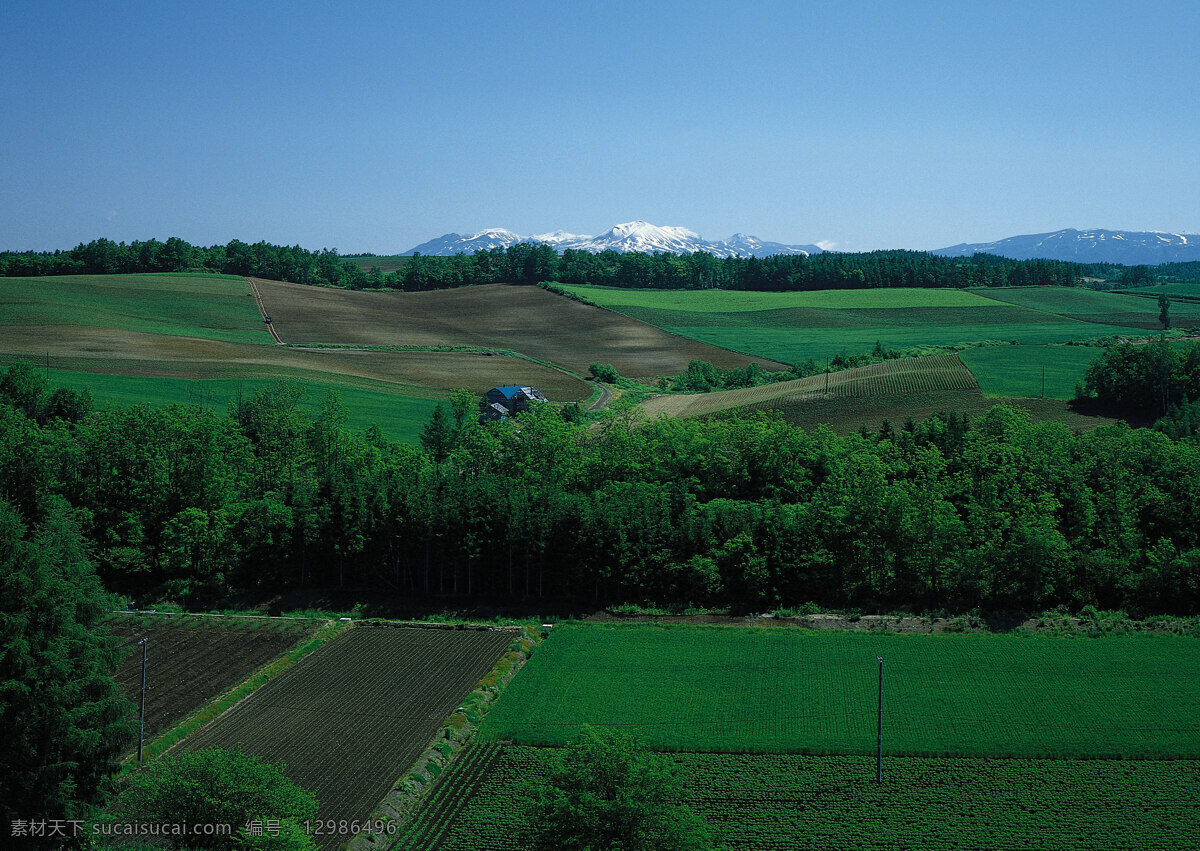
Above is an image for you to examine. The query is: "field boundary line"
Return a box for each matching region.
[348,626,546,851]
[122,617,347,769]
[246,276,286,344]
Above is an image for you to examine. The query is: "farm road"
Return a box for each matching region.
[587,381,613,411]
[247,277,285,344]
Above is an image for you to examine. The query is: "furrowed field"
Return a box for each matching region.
[107,613,321,743]
[178,625,518,849]
[398,624,1200,850]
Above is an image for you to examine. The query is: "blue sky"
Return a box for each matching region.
[2,0,1197,253]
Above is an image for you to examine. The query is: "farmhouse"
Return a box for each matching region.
[481,385,548,420]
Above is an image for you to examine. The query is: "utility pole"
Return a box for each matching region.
[876,656,883,783]
[137,638,148,762]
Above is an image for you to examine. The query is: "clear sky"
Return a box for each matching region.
[2,0,1197,253]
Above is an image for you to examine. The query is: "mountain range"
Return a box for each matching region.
[401,222,1200,265]
[931,229,1199,265]
[401,221,822,258]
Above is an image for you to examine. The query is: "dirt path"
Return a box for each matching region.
[246,277,285,344]
[587,381,613,411]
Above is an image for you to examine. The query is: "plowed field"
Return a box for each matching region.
[107,613,321,743]
[252,279,783,378]
[178,625,518,849]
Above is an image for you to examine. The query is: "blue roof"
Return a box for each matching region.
[492,385,523,399]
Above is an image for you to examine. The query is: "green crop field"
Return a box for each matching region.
[1127,282,1200,298]
[480,625,1200,758]
[958,344,1101,398]
[0,273,268,343]
[37,368,441,444]
[399,744,1200,851]
[401,624,1200,850]
[554,284,1150,364]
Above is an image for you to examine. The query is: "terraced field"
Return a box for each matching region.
[178,625,518,849]
[397,624,1200,850]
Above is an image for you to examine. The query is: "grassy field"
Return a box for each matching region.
[555,284,1154,364]
[1123,282,1200,299]
[480,625,1200,757]
[402,744,1200,851]
[958,344,1101,398]
[34,368,442,442]
[0,273,268,343]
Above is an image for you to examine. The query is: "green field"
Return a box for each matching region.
[34,368,440,444]
[481,625,1200,758]
[958,344,1101,398]
[401,744,1200,851]
[556,284,1156,364]
[405,624,1200,850]
[0,273,268,343]
[1129,282,1200,298]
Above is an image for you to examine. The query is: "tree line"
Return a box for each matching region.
[2,236,1172,293]
[2,360,1199,617]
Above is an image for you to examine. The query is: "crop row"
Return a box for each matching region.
[406,745,1200,850]
[178,625,518,849]
[107,614,318,740]
[480,626,1200,758]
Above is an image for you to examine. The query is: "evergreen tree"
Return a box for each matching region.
[0,500,136,841]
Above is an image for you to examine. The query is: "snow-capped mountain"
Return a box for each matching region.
[400,221,822,258]
[932,229,1200,265]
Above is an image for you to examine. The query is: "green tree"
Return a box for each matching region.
[1159,293,1171,329]
[1,500,136,841]
[419,403,455,468]
[526,726,714,851]
[589,363,620,383]
[111,745,318,850]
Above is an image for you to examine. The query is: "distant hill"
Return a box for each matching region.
[401,220,822,258]
[932,229,1200,265]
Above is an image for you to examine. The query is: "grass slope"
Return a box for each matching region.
[959,344,1101,398]
[42,369,441,443]
[0,273,268,343]
[556,284,1157,364]
[481,625,1200,758]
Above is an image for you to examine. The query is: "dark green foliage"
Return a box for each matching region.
[0,500,135,841]
[1159,292,1171,328]
[526,726,713,851]
[1080,340,1200,418]
[589,363,620,383]
[3,360,1200,615]
[110,745,318,850]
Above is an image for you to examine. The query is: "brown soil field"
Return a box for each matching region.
[251,279,783,378]
[0,325,590,399]
[106,613,320,743]
[178,624,518,849]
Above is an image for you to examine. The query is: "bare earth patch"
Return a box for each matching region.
[252,279,784,378]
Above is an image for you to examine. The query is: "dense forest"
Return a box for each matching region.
[5,236,1195,292]
[3,360,1198,618]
